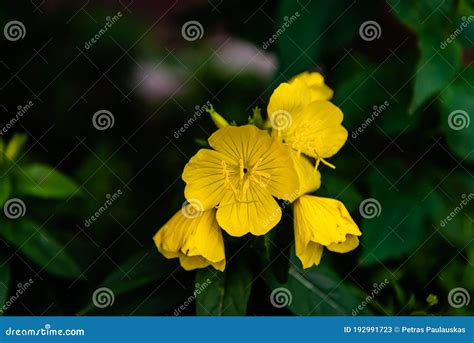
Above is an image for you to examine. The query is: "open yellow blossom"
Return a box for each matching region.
[183,125,299,237]
[290,71,333,101]
[267,80,347,170]
[293,195,361,268]
[153,206,225,271]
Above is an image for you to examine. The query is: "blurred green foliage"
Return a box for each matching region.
[0,0,472,316]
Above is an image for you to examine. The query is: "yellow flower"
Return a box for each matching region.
[267,79,347,170]
[182,125,299,237]
[290,71,333,101]
[293,195,361,268]
[153,206,225,271]
[289,149,321,198]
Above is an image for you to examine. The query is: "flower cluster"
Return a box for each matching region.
[153,71,361,271]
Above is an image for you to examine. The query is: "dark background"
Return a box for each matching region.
[0,0,472,316]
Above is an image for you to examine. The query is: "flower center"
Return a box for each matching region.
[283,127,336,170]
[221,158,272,200]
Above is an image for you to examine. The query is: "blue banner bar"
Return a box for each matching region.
[0,317,472,343]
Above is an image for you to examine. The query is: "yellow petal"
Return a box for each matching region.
[153,207,226,271]
[179,255,225,272]
[293,195,361,247]
[289,149,321,198]
[267,79,312,123]
[182,149,233,210]
[189,208,226,263]
[290,71,333,101]
[207,125,299,201]
[327,234,360,253]
[216,184,281,236]
[281,101,348,159]
[294,240,324,269]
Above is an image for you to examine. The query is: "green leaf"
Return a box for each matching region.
[0,262,10,314]
[15,163,81,199]
[266,252,373,315]
[409,36,461,113]
[195,262,253,316]
[333,53,419,136]
[387,0,461,112]
[360,160,441,264]
[440,66,474,162]
[387,0,455,33]
[427,171,474,247]
[259,223,291,284]
[275,0,367,81]
[0,176,11,208]
[0,218,82,279]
